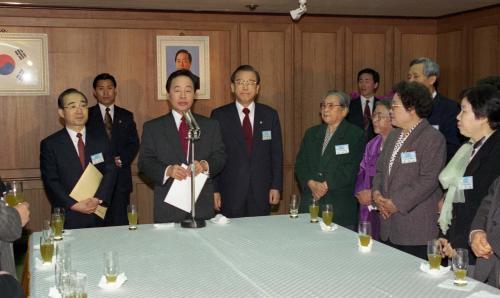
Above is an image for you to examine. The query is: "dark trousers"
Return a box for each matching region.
[223,188,270,218]
[383,239,427,260]
[104,189,130,226]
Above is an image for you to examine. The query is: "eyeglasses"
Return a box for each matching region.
[63,103,88,111]
[372,112,390,121]
[234,79,257,87]
[320,103,344,110]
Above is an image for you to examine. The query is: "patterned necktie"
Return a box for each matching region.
[178,117,189,158]
[104,107,113,139]
[242,108,253,156]
[363,100,371,129]
[76,133,85,169]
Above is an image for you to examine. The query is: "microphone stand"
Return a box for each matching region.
[181,123,205,228]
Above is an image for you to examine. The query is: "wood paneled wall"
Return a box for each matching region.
[1,6,499,231]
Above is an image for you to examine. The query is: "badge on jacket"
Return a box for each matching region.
[335,144,349,155]
[262,130,272,141]
[91,153,105,165]
[401,151,417,164]
[459,176,473,190]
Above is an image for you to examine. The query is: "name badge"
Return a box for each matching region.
[335,144,349,155]
[432,125,440,130]
[401,151,417,164]
[91,153,104,165]
[262,130,272,141]
[459,176,474,190]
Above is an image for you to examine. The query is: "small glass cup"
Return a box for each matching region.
[104,251,119,284]
[452,248,468,286]
[289,194,300,218]
[5,181,24,206]
[322,204,333,226]
[427,239,442,270]
[51,212,64,241]
[309,199,319,223]
[127,204,138,230]
[53,207,65,234]
[40,232,54,264]
[73,272,87,298]
[55,252,71,292]
[358,221,372,247]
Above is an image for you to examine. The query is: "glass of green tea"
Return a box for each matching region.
[289,194,300,218]
[452,248,468,286]
[427,239,442,270]
[5,181,24,206]
[309,199,319,223]
[51,212,64,241]
[127,204,138,230]
[104,251,119,284]
[40,221,54,264]
[53,207,65,234]
[322,204,333,226]
[358,221,372,248]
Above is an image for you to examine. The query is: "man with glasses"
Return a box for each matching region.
[40,88,116,228]
[211,65,283,217]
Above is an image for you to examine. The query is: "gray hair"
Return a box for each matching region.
[375,99,392,111]
[409,57,440,78]
[322,89,350,107]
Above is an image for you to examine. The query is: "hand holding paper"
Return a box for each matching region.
[69,163,107,219]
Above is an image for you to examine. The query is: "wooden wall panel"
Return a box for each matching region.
[394,31,437,83]
[471,25,498,84]
[437,30,464,99]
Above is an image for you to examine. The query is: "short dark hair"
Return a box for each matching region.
[57,88,88,109]
[165,69,198,92]
[230,64,261,85]
[175,49,192,63]
[392,81,433,119]
[460,84,500,130]
[92,73,117,89]
[476,75,500,92]
[357,68,380,84]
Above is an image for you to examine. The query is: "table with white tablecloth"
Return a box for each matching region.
[30,214,500,297]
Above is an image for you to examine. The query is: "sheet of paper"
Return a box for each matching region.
[164,164,208,213]
[69,163,107,219]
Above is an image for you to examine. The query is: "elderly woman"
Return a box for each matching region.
[295,90,364,229]
[372,81,446,259]
[355,99,394,240]
[438,84,500,268]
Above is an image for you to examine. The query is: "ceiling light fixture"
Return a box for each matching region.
[290,0,307,21]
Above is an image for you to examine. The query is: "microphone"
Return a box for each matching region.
[182,110,200,132]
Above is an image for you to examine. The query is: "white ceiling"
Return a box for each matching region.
[1,0,499,17]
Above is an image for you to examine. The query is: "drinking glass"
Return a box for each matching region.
[5,181,24,206]
[452,248,468,286]
[427,239,442,270]
[358,221,372,247]
[73,272,88,298]
[51,212,64,241]
[55,251,71,292]
[127,204,138,230]
[53,207,65,233]
[289,194,300,218]
[104,251,119,283]
[309,199,319,223]
[322,204,333,226]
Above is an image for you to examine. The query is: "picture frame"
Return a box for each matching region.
[0,33,49,96]
[156,35,210,100]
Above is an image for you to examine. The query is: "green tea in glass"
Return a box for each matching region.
[52,213,64,241]
[322,203,333,226]
[309,199,319,223]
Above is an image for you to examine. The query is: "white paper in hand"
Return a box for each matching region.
[164,164,208,212]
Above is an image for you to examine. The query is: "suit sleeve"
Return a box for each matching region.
[40,139,78,209]
[295,129,314,192]
[118,112,140,167]
[270,110,283,192]
[94,139,117,205]
[471,177,500,256]
[209,110,222,192]
[138,122,170,185]
[205,120,226,177]
[392,133,446,214]
[0,202,22,242]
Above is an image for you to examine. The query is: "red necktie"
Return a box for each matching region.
[363,100,371,129]
[242,108,253,156]
[76,133,85,169]
[178,117,189,158]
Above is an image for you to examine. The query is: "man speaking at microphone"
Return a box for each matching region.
[138,70,226,223]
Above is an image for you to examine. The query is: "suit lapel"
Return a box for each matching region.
[320,121,348,167]
[59,129,84,173]
[251,104,264,159]
[466,130,500,176]
[163,113,187,163]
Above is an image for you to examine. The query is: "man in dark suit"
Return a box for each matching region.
[40,88,116,229]
[211,65,283,218]
[175,49,200,91]
[470,176,500,288]
[346,68,380,142]
[408,57,461,161]
[138,70,225,223]
[87,73,139,226]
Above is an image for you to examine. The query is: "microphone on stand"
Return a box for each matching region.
[182,110,200,132]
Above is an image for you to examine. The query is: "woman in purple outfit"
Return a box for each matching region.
[355,99,393,240]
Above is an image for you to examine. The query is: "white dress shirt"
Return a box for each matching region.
[66,127,86,158]
[98,103,114,121]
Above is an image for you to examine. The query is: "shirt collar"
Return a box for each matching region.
[235,101,255,114]
[66,127,86,140]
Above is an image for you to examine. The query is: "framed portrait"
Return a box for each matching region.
[156,35,210,100]
[0,33,49,96]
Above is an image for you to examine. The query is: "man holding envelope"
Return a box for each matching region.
[40,88,116,229]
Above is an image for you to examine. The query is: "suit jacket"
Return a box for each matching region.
[470,176,500,287]
[0,200,22,277]
[346,97,379,142]
[210,103,283,216]
[138,112,226,223]
[448,130,500,264]
[295,120,365,227]
[40,128,116,229]
[428,93,461,161]
[87,105,139,193]
[372,119,446,245]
